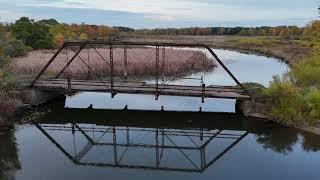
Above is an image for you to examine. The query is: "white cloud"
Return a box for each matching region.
[0,10,28,22]
[0,0,317,27]
[24,0,316,22]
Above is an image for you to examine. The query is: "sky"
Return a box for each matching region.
[0,0,318,28]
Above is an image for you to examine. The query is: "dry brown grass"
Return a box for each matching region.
[10,47,215,79]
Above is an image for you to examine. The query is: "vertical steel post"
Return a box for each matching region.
[155,46,160,100]
[202,83,205,103]
[87,45,90,79]
[123,45,128,80]
[110,45,115,97]
[67,75,71,92]
[161,47,166,83]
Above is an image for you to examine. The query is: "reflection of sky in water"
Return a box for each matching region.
[65,92,235,112]
[13,124,320,180]
[173,48,289,87]
[66,49,288,112]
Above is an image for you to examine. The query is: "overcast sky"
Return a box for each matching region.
[0,0,318,28]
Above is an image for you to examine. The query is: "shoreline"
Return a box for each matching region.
[123,35,311,66]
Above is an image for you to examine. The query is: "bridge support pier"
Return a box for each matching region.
[20,90,63,106]
[235,100,269,119]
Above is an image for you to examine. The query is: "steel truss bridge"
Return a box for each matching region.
[29,41,251,102]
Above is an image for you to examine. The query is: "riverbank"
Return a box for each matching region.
[236,99,320,136]
[122,35,311,66]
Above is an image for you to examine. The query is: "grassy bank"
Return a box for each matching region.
[10,47,214,80]
[258,21,320,127]
[123,35,311,65]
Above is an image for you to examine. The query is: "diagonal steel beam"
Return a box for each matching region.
[54,44,85,79]
[30,43,67,87]
[205,46,245,90]
[201,132,249,172]
[34,123,76,162]
[164,133,199,170]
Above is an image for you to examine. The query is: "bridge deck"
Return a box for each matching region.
[32,79,251,100]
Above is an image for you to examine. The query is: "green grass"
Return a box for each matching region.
[226,37,282,47]
[263,77,306,126]
[305,88,320,123]
[262,53,320,127]
[291,54,320,87]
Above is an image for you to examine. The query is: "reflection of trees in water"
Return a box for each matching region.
[0,126,20,180]
[255,125,320,155]
[255,127,299,155]
[301,132,320,152]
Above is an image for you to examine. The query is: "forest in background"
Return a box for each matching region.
[0,17,312,50]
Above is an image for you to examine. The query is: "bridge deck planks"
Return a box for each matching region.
[32,79,251,100]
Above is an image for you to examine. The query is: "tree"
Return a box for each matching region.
[39,19,59,26]
[29,23,53,49]
[11,17,53,49]
[11,17,33,46]
[53,33,65,48]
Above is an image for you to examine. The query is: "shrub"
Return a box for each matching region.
[0,69,15,93]
[305,88,320,124]
[3,39,30,57]
[303,20,320,53]
[264,76,306,126]
[291,54,320,87]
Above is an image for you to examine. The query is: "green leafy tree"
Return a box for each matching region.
[11,17,53,49]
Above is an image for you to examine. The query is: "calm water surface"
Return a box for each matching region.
[1,49,320,180]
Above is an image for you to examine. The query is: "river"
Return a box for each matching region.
[1,49,320,180]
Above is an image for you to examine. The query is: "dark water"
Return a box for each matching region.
[2,49,320,180]
[2,110,320,180]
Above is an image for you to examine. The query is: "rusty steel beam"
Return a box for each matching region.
[123,45,128,79]
[65,41,206,48]
[55,45,85,79]
[205,46,244,90]
[29,43,67,87]
[155,46,160,92]
[161,47,166,83]
[110,45,114,92]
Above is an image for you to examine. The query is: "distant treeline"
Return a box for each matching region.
[0,17,318,51]
[134,26,303,39]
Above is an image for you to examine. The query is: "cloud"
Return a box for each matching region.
[144,14,177,22]
[0,0,317,28]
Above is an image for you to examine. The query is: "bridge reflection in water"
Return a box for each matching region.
[35,109,249,173]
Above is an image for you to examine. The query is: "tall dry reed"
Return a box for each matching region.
[11,47,215,79]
